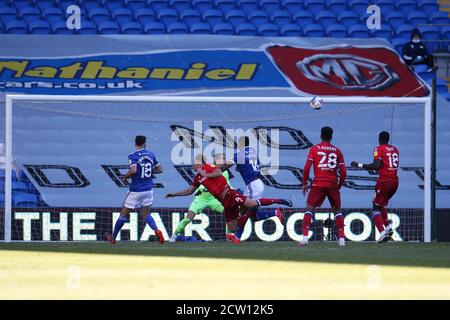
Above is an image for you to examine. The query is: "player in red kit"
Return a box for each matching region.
[165,154,292,239]
[351,131,399,243]
[301,127,347,247]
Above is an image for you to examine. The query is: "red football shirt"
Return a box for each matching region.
[191,164,228,199]
[373,144,399,182]
[303,142,346,188]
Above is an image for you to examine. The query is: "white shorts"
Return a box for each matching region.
[244,179,264,200]
[123,190,154,209]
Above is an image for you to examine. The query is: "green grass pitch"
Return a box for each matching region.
[0,241,449,299]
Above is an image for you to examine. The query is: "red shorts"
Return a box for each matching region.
[221,189,247,222]
[307,186,341,209]
[373,180,398,207]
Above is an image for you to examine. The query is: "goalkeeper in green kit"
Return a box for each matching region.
[169,153,231,242]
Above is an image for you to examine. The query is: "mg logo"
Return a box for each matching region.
[296,54,399,91]
[266,45,428,97]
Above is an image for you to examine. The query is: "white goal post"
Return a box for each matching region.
[3,94,432,242]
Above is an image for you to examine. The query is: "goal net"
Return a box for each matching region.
[0,95,431,242]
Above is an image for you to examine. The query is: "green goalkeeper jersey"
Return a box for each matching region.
[194,170,230,201]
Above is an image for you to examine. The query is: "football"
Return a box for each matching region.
[310,96,324,110]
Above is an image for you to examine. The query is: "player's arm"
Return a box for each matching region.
[201,168,223,178]
[350,159,381,170]
[338,164,347,189]
[123,156,137,182]
[165,185,196,198]
[302,159,312,196]
[153,163,163,174]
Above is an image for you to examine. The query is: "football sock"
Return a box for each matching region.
[112,215,128,239]
[145,214,158,231]
[380,207,390,227]
[335,213,345,239]
[174,217,192,236]
[372,211,385,233]
[302,211,313,237]
[257,198,282,206]
[235,225,244,239]
[256,209,276,220]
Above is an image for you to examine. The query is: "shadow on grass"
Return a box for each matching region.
[0,242,449,269]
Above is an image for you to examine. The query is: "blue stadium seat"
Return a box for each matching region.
[391,37,408,53]
[166,21,189,34]
[35,0,56,12]
[373,0,396,12]
[14,193,37,208]
[327,0,347,12]
[157,8,179,25]
[337,10,359,28]
[111,8,134,24]
[143,21,165,34]
[87,7,110,25]
[235,22,256,35]
[86,0,107,10]
[260,0,282,13]
[414,64,429,74]
[12,181,28,192]
[133,8,156,25]
[147,0,168,12]
[0,7,17,23]
[396,0,418,14]
[201,9,223,25]
[430,12,450,25]
[417,0,440,15]
[18,6,40,23]
[292,10,314,27]
[443,92,450,101]
[304,0,326,14]
[28,20,51,34]
[418,71,434,81]
[407,11,428,26]
[13,0,31,10]
[442,27,450,41]
[281,0,303,14]
[214,0,236,14]
[225,9,246,26]
[170,0,192,13]
[270,10,291,26]
[192,0,214,12]
[189,22,211,34]
[395,24,415,38]
[5,19,27,33]
[436,79,447,95]
[248,10,270,26]
[257,23,279,36]
[212,22,234,34]
[52,20,74,34]
[370,24,392,40]
[280,23,301,36]
[348,24,370,38]
[315,10,336,27]
[98,20,121,34]
[180,9,202,25]
[125,0,147,11]
[42,7,64,24]
[237,0,258,14]
[303,23,325,37]
[326,24,348,38]
[419,26,441,41]
[385,11,407,28]
[348,0,369,15]
[78,20,98,34]
[120,21,143,34]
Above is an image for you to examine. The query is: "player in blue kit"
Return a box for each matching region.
[221,136,283,244]
[105,135,165,244]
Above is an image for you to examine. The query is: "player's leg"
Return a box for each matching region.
[171,197,205,241]
[140,190,164,244]
[224,207,241,244]
[300,186,325,246]
[328,188,345,246]
[106,191,134,244]
[381,181,399,238]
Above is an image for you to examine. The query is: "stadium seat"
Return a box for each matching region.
[78,20,97,34]
[260,0,281,13]
[281,0,303,15]
[28,20,51,34]
[147,0,168,12]
[225,10,246,26]
[436,79,448,95]
[270,10,291,26]
[133,8,156,25]
[180,9,202,25]
[201,9,223,25]
[327,0,347,12]
[120,21,143,34]
[407,11,429,26]
[212,22,234,34]
[87,7,110,25]
[418,70,434,81]
[337,10,359,28]
[248,10,270,26]
[157,8,179,25]
[143,21,165,34]
[370,24,392,40]
[304,0,326,14]
[430,12,450,25]
[292,10,314,27]
[236,0,258,14]
[385,11,407,28]
[396,0,418,14]
[170,0,192,13]
[348,24,370,38]
[42,7,64,24]
[347,0,369,15]
[395,24,416,38]
[280,23,301,36]
[214,0,236,14]
[326,24,348,38]
[14,193,37,207]
[189,22,211,34]
[18,6,41,25]
[417,0,440,15]
[111,8,134,24]
[51,20,74,34]
[98,21,121,34]
[303,23,325,37]
[419,26,441,41]
[166,21,189,34]
[5,19,27,33]
[12,181,28,192]
[442,27,450,41]
[125,0,147,11]
[192,0,214,12]
[315,10,337,27]
[257,23,279,36]
[414,64,429,74]
[35,0,56,12]
[373,0,396,12]
[391,37,408,53]
[234,22,256,35]
[0,7,17,23]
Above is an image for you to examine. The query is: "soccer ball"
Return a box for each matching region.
[309,96,323,110]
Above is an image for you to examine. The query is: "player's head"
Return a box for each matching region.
[135,135,146,149]
[379,131,390,144]
[237,136,250,150]
[320,127,333,142]
[193,153,205,170]
[213,153,225,166]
